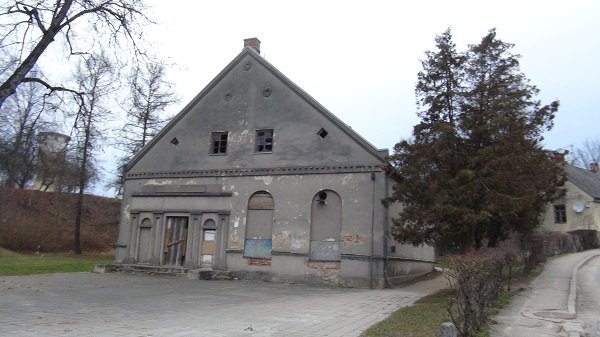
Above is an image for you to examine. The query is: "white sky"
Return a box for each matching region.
[94,0,600,195]
[143,0,599,151]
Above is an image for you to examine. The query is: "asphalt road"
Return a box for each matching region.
[577,255,600,337]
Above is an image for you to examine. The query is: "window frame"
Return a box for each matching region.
[553,204,567,224]
[254,129,274,153]
[210,131,229,155]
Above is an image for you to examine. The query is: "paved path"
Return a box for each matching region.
[491,249,600,337]
[0,272,447,337]
[577,254,600,337]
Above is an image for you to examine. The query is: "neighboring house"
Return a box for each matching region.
[115,38,434,288]
[541,163,600,235]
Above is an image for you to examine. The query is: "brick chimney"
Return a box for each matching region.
[591,162,599,174]
[244,37,261,54]
[553,150,568,163]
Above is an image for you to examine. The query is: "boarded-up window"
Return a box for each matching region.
[244,191,274,259]
[310,190,342,261]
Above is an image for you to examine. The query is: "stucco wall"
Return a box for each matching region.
[116,171,433,286]
[128,53,380,175]
[116,48,434,287]
[541,181,600,232]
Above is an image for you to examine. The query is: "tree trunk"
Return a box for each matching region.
[73,109,92,255]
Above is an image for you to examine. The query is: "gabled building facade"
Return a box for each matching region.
[541,163,600,234]
[115,39,434,288]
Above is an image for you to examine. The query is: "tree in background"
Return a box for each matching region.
[70,52,114,254]
[570,138,600,170]
[0,0,151,110]
[111,61,178,196]
[0,70,56,188]
[386,29,565,253]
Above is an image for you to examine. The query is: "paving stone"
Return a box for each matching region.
[0,272,443,337]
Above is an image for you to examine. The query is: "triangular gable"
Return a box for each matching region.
[126,47,388,172]
[565,164,600,200]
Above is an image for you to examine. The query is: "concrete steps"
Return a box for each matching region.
[94,264,235,281]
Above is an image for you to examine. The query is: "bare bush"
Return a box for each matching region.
[444,250,507,337]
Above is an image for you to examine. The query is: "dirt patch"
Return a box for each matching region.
[0,187,120,252]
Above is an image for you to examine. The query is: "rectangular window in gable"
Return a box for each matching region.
[211,131,228,154]
[255,129,273,153]
[554,204,567,223]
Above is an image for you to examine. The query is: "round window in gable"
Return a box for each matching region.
[263,87,272,97]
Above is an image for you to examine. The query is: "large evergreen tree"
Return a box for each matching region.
[387,29,564,253]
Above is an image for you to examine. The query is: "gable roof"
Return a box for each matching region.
[565,164,600,200]
[126,47,388,171]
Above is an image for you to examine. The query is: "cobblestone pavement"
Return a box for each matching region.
[0,272,443,337]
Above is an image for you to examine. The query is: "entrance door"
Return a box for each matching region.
[163,217,188,266]
[201,229,216,268]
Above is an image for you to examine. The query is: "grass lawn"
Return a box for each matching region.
[362,289,454,337]
[0,247,114,276]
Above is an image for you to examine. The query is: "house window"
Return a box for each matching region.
[255,129,273,153]
[554,204,567,223]
[210,132,228,154]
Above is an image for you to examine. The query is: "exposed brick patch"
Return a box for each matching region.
[342,234,362,246]
[247,258,271,266]
[306,260,341,269]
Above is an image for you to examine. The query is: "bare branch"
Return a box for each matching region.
[22,76,84,97]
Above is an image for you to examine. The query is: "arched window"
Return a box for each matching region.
[244,191,274,259]
[309,190,342,261]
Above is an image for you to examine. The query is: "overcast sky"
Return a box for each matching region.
[93,0,599,195]
[142,0,598,151]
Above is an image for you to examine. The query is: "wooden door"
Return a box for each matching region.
[163,217,188,266]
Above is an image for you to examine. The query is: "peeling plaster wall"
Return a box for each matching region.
[116,170,434,286]
[128,53,378,174]
[115,50,435,286]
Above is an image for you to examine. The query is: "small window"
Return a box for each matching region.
[210,132,228,154]
[554,204,567,223]
[255,129,273,153]
[317,128,328,139]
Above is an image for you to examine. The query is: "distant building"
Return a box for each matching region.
[33,132,70,192]
[541,163,600,235]
[115,38,434,288]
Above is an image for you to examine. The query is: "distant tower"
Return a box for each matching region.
[34,132,70,191]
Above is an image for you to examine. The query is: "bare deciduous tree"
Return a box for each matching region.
[110,61,178,195]
[70,51,114,254]
[0,0,151,109]
[0,70,56,188]
[570,138,600,169]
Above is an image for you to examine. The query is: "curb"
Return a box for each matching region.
[563,252,600,337]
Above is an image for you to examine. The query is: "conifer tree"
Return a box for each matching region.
[387,29,564,253]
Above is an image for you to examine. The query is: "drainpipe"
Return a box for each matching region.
[370,172,376,289]
[382,172,391,288]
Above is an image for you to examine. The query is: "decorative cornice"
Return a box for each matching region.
[126,164,383,180]
[131,192,232,197]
